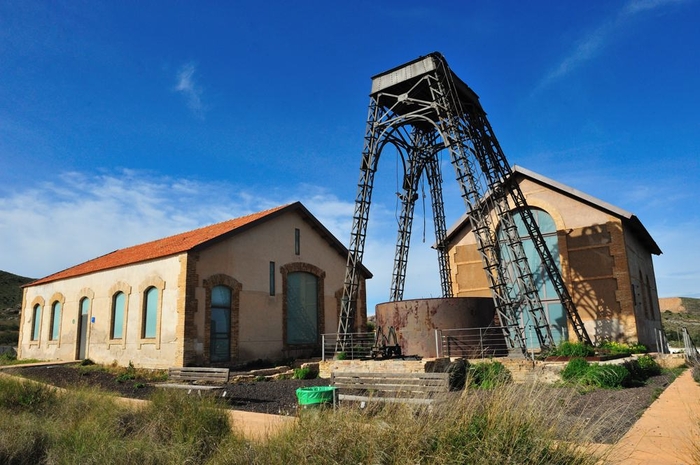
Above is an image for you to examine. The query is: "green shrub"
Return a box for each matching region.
[551,342,595,358]
[561,358,590,381]
[467,361,512,389]
[597,341,646,356]
[293,367,315,380]
[579,364,630,389]
[628,343,648,354]
[0,377,57,414]
[636,355,661,378]
[0,352,16,365]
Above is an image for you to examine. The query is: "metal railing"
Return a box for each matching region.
[436,326,510,359]
[321,332,375,361]
[436,325,566,359]
[682,327,699,365]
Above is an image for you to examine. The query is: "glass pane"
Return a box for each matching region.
[210,306,230,363]
[211,285,231,307]
[112,292,125,339]
[498,208,568,344]
[32,305,41,340]
[547,302,567,344]
[144,287,158,338]
[80,298,90,316]
[51,302,61,340]
[287,272,318,344]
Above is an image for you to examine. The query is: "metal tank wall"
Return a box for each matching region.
[375,297,499,358]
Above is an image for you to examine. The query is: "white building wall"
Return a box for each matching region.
[19,255,183,368]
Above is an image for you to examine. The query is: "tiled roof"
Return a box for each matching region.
[28,204,290,286]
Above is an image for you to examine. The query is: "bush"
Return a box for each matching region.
[0,377,57,414]
[561,358,590,381]
[636,355,661,378]
[551,342,595,358]
[293,367,315,380]
[597,341,647,356]
[561,359,633,389]
[467,361,512,389]
[579,364,630,389]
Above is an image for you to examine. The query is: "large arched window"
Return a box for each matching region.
[497,208,568,347]
[286,272,319,345]
[111,292,126,339]
[142,286,158,339]
[49,301,62,341]
[31,304,42,341]
[210,285,232,363]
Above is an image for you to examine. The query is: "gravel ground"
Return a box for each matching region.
[5,363,676,443]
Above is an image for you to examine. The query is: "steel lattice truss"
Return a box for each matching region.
[336,53,591,355]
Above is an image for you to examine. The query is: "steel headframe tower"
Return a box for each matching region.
[336,53,592,356]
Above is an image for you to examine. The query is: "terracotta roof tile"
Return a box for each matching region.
[29,204,290,286]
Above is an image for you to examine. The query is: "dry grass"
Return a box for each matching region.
[0,373,621,465]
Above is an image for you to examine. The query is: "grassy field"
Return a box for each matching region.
[0,374,609,465]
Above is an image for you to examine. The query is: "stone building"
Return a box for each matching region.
[18,202,370,368]
[444,166,663,349]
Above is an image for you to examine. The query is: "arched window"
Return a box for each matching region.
[77,297,90,360]
[497,208,567,347]
[31,304,41,341]
[111,292,126,339]
[49,301,61,341]
[210,285,232,363]
[142,286,158,339]
[286,272,319,345]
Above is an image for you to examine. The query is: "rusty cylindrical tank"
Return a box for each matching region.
[375,297,497,358]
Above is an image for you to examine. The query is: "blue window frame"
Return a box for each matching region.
[286,272,318,344]
[142,287,158,339]
[50,301,61,341]
[210,285,232,363]
[111,292,125,339]
[31,304,41,341]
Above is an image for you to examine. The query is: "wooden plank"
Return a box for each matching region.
[167,367,229,384]
[331,371,451,407]
[338,394,436,405]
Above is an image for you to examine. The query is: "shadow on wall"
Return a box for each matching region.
[566,223,625,344]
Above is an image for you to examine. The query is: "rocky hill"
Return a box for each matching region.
[659,296,700,347]
[1,270,33,309]
[0,270,34,346]
[659,297,700,314]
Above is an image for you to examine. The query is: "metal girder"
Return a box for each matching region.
[336,53,591,355]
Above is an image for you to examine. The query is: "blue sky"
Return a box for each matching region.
[1,0,698,311]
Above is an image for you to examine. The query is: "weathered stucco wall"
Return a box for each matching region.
[192,210,353,364]
[19,255,183,368]
[447,175,660,346]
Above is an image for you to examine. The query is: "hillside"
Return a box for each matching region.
[0,270,34,346]
[0,270,34,309]
[659,296,700,314]
[660,296,700,347]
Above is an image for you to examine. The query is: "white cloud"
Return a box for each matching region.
[174,62,204,117]
[0,169,445,309]
[623,0,688,15]
[537,0,688,90]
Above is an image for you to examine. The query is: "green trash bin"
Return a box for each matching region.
[296,386,336,408]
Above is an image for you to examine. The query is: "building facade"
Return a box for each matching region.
[445,166,663,349]
[18,202,370,368]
